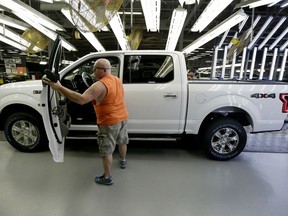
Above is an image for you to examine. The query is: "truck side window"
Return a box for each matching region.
[62,56,120,91]
[123,55,174,84]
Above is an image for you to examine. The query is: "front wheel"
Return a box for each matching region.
[201,118,247,160]
[4,112,48,152]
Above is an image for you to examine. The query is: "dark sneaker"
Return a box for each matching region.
[120,159,127,169]
[95,175,113,185]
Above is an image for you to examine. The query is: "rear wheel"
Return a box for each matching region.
[202,118,247,160]
[4,112,48,152]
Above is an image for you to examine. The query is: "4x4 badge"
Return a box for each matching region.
[251,93,276,98]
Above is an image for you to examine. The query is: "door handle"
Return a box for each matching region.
[164,93,177,98]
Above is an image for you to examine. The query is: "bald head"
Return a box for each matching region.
[95,58,111,69]
[93,58,112,79]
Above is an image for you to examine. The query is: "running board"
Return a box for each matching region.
[66,136,178,142]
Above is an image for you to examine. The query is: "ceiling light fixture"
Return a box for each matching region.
[191,0,234,32]
[61,8,105,52]
[258,16,286,50]
[0,26,41,52]
[269,26,288,50]
[109,13,131,50]
[39,0,53,3]
[249,0,279,8]
[0,14,30,31]
[0,26,30,47]
[238,15,249,33]
[165,7,187,51]
[182,10,248,54]
[269,48,278,80]
[268,0,283,7]
[178,0,196,6]
[118,11,142,15]
[218,30,229,48]
[39,60,48,65]
[279,48,288,80]
[247,16,273,50]
[140,0,161,32]
[0,0,77,51]
[280,40,288,51]
[281,0,288,7]
[0,35,27,51]
[235,0,279,9]
[12,11,77,51]
[227,15,260,49]
[0,0,65,32]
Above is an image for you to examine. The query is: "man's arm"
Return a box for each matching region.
[42,77,106,105]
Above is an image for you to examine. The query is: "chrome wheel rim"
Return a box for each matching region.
[211,127,239,154]
[11,120,39,146]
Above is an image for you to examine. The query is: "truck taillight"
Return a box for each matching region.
[280,93,288,113]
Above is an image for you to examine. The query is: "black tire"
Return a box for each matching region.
[201,118,247,160]
[4,112,48,152]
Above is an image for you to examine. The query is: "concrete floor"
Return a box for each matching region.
[0,135,288,216]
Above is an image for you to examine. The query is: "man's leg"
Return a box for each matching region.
[95,153,113,185]
[118,144,127,161]
[118,144,127,169]
[95,125,115,185]
[102,154,113,177]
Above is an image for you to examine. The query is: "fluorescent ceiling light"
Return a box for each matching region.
[0,0,76,51]
[249,0,279,8]
[39,0,53,3]
[179,0,196,6]
[62,60,75,65]
[218,30,229,48]
[39,60,48,65]
[165,7,187,51]
[182,10,248,54]
[281,0,288,7]
[280,40,288,51]
[0,0,65,32]
[118,11,142,15]
[0,35,27,51]
[247,16,273,50]
[0,26,41,52]
[100,26,110,32]
[228,15,260,48]
[258,16,286,50]
[238,15,249,33]
[268,0,283,7]
[191,0,234,32]
[109,13,131,50]
[0,14,31,31]
[140,0,161,32]
[235,0,280,9]
[61,8,105,52]
[11,10,76,51]
[0,26,30,47]
[252,15,261,28]
[269,26,288,50]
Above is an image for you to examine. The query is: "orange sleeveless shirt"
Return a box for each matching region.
[93,75,128,125]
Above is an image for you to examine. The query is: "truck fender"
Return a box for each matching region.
[186,94,261,134]
[0,93,42,116]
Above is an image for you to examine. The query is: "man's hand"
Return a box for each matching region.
[42,76,61,90]
[42,69,60,89]
[44,69,58,82]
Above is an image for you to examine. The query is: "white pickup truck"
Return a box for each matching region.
[1,39,288,162]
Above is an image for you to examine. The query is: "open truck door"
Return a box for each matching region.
[40,36,71,162]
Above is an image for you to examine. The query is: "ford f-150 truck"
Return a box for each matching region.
[1,39,288,162]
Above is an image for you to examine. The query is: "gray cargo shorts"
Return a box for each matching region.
[97,120,129,156]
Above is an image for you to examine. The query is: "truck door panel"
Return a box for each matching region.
[123,54,182,134]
